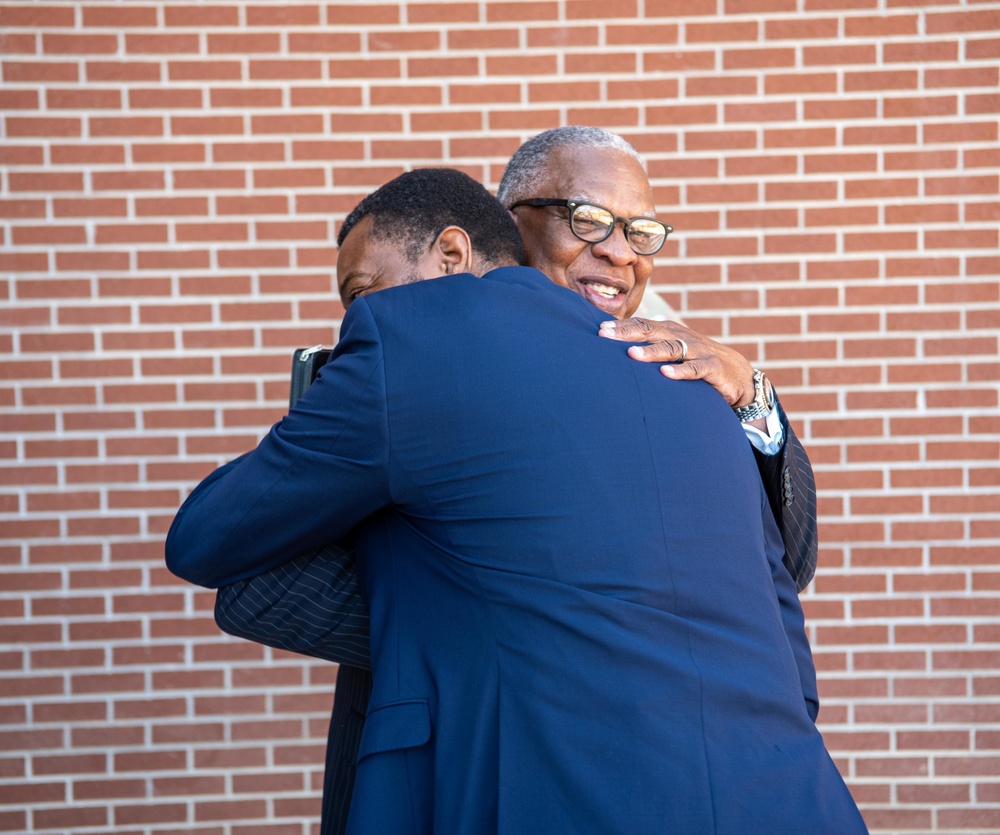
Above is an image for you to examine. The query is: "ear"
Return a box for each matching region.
[427,226,474,276]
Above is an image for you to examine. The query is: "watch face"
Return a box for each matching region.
[760,374,775,410]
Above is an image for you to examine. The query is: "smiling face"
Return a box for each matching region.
[510,145,657,320]
[336,215,436,308]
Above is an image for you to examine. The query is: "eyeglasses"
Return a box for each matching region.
[508,198,672,256]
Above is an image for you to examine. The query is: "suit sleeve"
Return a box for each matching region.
[214,544,372,669]
[752,393,818,592]
[761,483,820,721]
[165,299,391,588]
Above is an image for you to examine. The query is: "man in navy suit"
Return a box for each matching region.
[168,167,864,833]
[213,127,822,833]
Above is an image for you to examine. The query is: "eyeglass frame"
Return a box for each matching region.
[507,198,672,255]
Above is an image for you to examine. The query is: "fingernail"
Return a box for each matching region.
[630,346,644,357]
[600,320,616,328]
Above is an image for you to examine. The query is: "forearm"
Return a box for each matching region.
[752,398,818,592]
[165,300,392,589]
[215,545,372,669]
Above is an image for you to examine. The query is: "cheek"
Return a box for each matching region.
[526,240,570,285]
[632,259,654,289]
[545,241,593,288]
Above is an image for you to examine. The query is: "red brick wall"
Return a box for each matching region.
[2,2,998,832]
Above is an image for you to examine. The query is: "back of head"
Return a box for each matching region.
[338,168,526,272]
[497,126,642,207]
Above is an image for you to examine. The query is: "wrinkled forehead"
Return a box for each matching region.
[539,146,656,216]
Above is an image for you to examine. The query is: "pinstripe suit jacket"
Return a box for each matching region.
[215,383,818,835]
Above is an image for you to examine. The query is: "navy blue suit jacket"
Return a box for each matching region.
[215,404,817,835]
[169,267,862,834]
[216,301,819,835]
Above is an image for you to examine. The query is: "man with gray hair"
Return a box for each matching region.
[211,126,819,834]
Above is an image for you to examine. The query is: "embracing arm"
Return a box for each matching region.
[165,299,391,589]
[751,397,817,591]
[215,544,372,668]
[762,489,820,721]
[599,317,818,590]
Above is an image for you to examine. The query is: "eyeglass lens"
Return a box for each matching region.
[569,203,667,255]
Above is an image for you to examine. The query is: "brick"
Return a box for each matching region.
[93,170,167,192]
[49,197,127,219]
[84,60,162,83]
[12,224,87,244]
[211,86,285,109]
[70,722,145,749]
[805,152,879,174]
[45,88,122,110]
[90,116,163,137]
[122,33,200,55]
[844,74,916,101]
[722,46,796,70]
[253,167,326,189]
[33,807,108,830]
[128,88,204,110]
[171,115,245,137]
[163,4,238,25]
[0,5,76,26]
[0,781,65,805]
[5,116,81,137]
[686,75,759,99]
[0,145,45,166]
[82,5,157,26]
[764,72,838,97]
[443,27,516,52]
[765,16,839,40]
[207,32,281,54]
[0,31,36,53]
[248,59,323,81]
[862,807,933,829]
[886,39,961,64]
[844,230,918,252]
[327,56,401,82]
[9,170,84,192]
[805,205,879,228]
[48,144,125,167]
[173,169,246,190]
[2,60,78,83]
[42,33,119,54]
[0,89,40,110]
[168,60,243,82]
[113,803,188,826]
[844,124,918,146]
[927,65,1000,89]
[886,201,961,224]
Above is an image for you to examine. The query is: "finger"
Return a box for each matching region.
[626,339,688,364]
[659,359,707,380]
[597,317,660,342]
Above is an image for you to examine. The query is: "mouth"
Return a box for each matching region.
[577,279,630,315]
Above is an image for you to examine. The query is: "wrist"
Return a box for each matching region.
[733,369,774,422]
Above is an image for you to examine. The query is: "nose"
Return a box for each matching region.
[590,222,637,266]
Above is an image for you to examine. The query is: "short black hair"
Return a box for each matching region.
[337,168,526,269]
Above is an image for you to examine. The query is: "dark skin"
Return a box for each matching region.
[507,144,765,432]
[598,317,768,433]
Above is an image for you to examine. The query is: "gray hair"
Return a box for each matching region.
[497,126,642,207]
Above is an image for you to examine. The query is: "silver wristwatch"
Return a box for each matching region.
[733,369,774,422]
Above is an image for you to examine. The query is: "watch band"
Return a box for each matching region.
[733,368,773,423]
